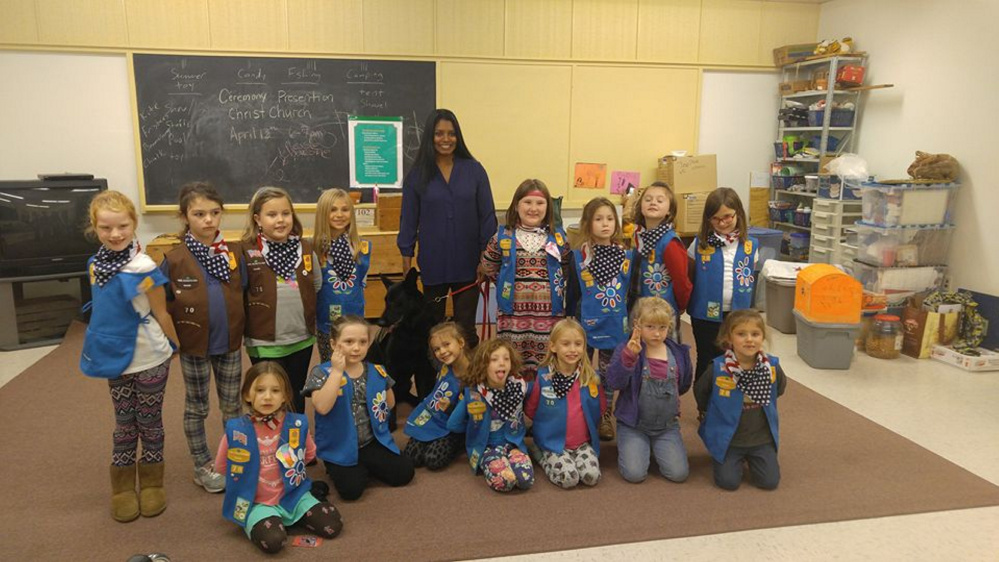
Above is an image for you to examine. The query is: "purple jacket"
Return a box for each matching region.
[605,339,693,428]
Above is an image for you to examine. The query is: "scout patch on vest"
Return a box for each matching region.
[501,282,512,300]
[499,238,512,251]
[227,251,237,270]
[89,262,96,285]
[555,232,564,246]
[541,385,557,400]
[706,301,721,319]
[469,450,480,470]
[467,399,487,421]
[338,375,348,396]
[303,254,312,273]
[232,430,248,446]
[698,245,715,264]
[289,428,300,449]
[412,409,432,426]
[588,382,599,398]
[649,249,656,263]
[715,376,736,390]
[276,443,299,469]
[744,240,753,255]
[230,464,243,474]
[622,258,630,274]
[375,365,389,378]
[227,448,250,463]
[361,240,370,254]
[234,497,250,522]
[138,276,155,293]
[581,270,594,287]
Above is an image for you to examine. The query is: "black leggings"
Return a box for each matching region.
[325,440,415,501]
[250,344,314,414]
[691,317,724,382]
[249,501,343,554]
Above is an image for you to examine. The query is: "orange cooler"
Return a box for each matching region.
[794,264,862,324]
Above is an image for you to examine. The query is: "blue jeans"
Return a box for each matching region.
[616,422,689,483]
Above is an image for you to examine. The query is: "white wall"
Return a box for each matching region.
[819,0,999,294]
[699,70,780,212]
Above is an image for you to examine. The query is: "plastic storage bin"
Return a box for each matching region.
[749,226,783,269]
[850,261,946,294]
[817,175,863,200]
[793,309,860,369]
[789,232,810,260]
[807,108,855,127]
[860,181,959,227]
[769,200,795,223]
[771,175,806,190]
[765,278,797,334]
[794,263,862,324]
[854,223,954,267]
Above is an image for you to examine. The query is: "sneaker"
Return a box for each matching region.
[193,465,225,493]
[598,410,615,441]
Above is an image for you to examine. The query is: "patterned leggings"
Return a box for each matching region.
[107,359,170,466]
[481,444,534,492]
[537,443,601,489]
[250,502,343,554]
[404,434,462,470]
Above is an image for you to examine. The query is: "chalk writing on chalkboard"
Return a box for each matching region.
[132,54,435,206]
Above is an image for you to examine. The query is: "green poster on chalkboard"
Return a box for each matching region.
[349,116,403,189]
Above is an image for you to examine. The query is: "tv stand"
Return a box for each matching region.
[0,272,90,351]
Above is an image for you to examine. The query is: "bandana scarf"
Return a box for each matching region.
[581,243,625,286]
[480,378,524,422]
[250,412,279,431]
[260,234,301,280]
[325,234,355,280]
[550,369,578,400]
[706,230,740,249]
[185,231,231,283]
[635,222,671,259]
[92,240,140,287]
[722,349,773,406]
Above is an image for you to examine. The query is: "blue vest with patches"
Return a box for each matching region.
[314,362,399,466]
[573,248,633,350]
[689,237,758,322]
[530,366,602,456]
[80,257,168,379]
[222,413,312,528]
[447,386,527,473]
[698,355,780,463]
[316,240,371,334]
[404,365,462,442]
[635,229,679,313]
[495,226,567,316]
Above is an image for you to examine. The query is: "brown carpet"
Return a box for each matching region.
[3,322,999,561]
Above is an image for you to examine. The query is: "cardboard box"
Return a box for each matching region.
[836,64,865,87]
[656,154,717,194]
[749,187,770,227]
[376,193,403,231]
[773,43,819,66]
[779,80,812,95]
[930,345,999,372]
[674,191,712,234]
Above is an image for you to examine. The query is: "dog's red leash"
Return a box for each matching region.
[431,280,483,303]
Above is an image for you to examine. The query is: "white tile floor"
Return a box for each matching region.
[4,327,998,561]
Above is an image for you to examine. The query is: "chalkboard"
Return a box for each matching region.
[132,54,435,206]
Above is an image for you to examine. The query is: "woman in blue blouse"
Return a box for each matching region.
[397,109,497,348]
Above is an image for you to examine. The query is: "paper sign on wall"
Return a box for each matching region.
[349,115,403,189]
[574,163,606,189]
[610,171,640,195]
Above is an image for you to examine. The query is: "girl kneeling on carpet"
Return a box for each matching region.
[80,190,179,522]
[605,297,693,484]
[403,322,469,470]
[448,338,534,492]
[215,361,342,553]
[695,309,786,491]
[303,315,415,501]
[525,318,606,489]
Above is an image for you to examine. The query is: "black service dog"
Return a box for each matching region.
[366,268,437,409]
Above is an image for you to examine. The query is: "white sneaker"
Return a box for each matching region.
[194,465,225,493]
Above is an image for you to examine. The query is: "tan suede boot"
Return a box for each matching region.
[138,462,167,517]
[110,464,140,523]
[598,406,615,441]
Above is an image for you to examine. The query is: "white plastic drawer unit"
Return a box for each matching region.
[811,209,861,229]
[810,232,839,250]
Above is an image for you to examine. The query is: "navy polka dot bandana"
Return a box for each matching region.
[481,378,524,422]
[551,370,578,400]
[185,231,231,283]
[92,240,138,287]
[583,243,625,286]
[635,222,671,259]
[325,234,355,280]
[723,349,773,405]
[260,234,301,280]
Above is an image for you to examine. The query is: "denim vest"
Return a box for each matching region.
[689,237,758,322]
[316,240,371,334]
[495,226,567,316]
[698,355,780,463]
[222,413,312,528]
[573,248,633,350]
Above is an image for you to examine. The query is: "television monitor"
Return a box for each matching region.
[0,178,107,279]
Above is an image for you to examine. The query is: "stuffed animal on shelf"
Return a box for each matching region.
[814,37,854,56]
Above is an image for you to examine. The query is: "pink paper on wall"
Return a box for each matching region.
[610,171,640,195]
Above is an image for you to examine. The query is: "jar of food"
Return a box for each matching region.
[866,314,902,359]
[856,309,884,351]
